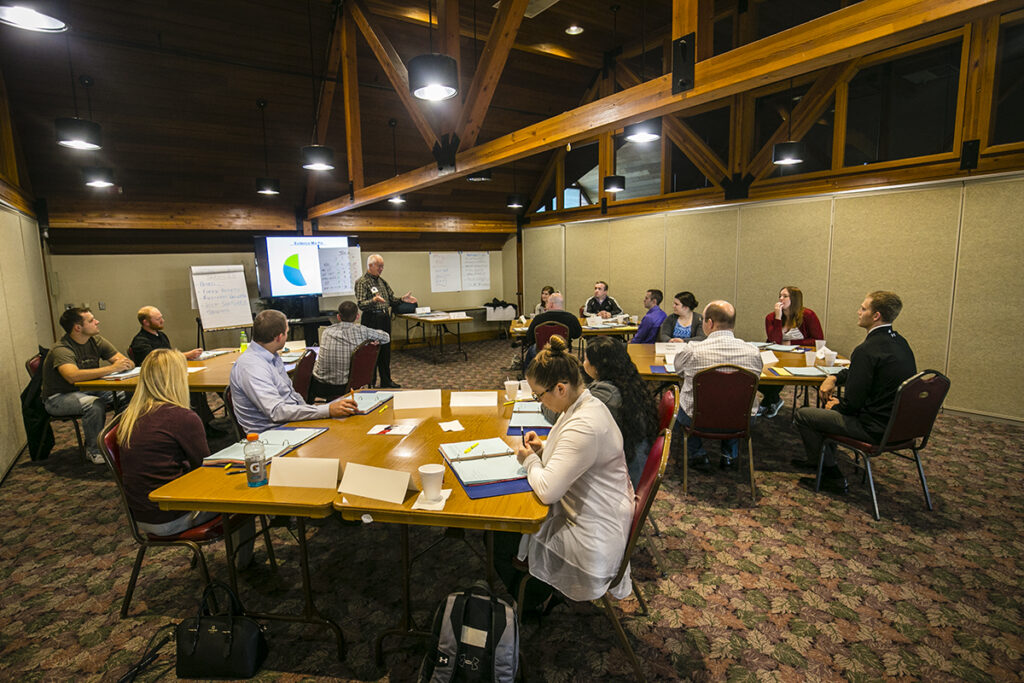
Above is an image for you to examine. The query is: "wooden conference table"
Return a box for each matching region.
[628,342,847,385]
[508,315,639,340]
[150,390,547,662]
[398,311,473,363]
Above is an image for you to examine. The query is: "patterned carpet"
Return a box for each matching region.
[1,338,1022,682]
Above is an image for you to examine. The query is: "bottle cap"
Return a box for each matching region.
[246,433,259,441]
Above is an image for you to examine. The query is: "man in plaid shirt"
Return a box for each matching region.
[674,300,763,469]
[354,253,417,388]
[310,301,390,400]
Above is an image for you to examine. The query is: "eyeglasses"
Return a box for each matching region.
[531,387,551,401]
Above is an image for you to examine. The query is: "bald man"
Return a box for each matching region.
[673,300,763,469]
[354,254,417,389]
[129,306,202,365]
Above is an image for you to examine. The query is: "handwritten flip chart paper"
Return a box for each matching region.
[191,266,253,331]
[460,252,490,291]
[429,252,461,292]
[319,246,353,296]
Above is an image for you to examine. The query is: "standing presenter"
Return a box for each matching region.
[354,253,416,389]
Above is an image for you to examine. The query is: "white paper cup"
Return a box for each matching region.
[805,351,817,366]
[519,379,530,395]
[815,340,826,351]
[824,350,838,366]
[419,463,445,503]
[504,380,519,401]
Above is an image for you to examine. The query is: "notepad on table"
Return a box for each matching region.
[760,350,779,364]
[106,367,142,380]
[512,401,543,413]
[203,427,327,464]
[508,411,554,429]
[353,391,394,414]
[439,438,525,486]
[783,366,826,377]
[197,349,230,360]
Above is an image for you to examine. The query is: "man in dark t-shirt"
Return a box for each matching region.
[41,307,133,464]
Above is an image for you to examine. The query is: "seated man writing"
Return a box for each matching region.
[310,301,391,401]
[41,307,134,464]
[229,310,357,434]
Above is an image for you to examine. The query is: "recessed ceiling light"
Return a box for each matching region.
[565,24,583,35]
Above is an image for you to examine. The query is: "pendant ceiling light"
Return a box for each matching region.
[408,0,458,101]
[387,119,406,205]
[300,0,334,171]
[624,0,659,144]
[82,166,114,188]
[466,169,492,182]
[255,99,280,196]
[772,78,805,166]
[506,161,523,209]
[55,34,101,150]
[0,4,66,32]
[602,175,625,193]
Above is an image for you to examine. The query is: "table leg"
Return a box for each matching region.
[224,516,347,661]
[454,322,467,361]
[374,524,432,666]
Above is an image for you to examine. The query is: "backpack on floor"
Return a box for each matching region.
[418,582,518,683]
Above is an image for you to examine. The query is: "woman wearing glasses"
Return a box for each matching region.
[496,335,633,613]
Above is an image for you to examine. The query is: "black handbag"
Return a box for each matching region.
[175,582,268,679]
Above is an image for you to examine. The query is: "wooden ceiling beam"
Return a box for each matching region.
[456,0,530,150]
[341,6,364,192]
[318,211,515,233]
[349,0,440,150]
[305,5,345,207]
[746,59,861,182]
[309,0,1012,218]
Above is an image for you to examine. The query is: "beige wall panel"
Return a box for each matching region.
[736,198,832,342]
[565,220,611,314]
[830,187,961,371]
[664,207,739,323]
[20,216,53,347]
[947,177,1024,419]
[501,236,518,306]
[523,225,564,313]
[607,214,666,318]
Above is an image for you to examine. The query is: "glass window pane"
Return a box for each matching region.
[669,105,731,191]
[754,84,834,175]
[991,20,1024,145]
[614,134,662,200]
[844,41,962,166]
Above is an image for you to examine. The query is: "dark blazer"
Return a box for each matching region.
[525,310,583,347]
[658,312,706,342]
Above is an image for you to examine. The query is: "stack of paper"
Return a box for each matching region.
[197,349,230,361]
[509,411,554,430]
[439,438,525,486]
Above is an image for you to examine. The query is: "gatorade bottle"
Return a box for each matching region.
[239,329,248,353]
[243,433,267,487]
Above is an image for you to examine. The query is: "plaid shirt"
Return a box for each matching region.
[354,272,396,315]
[313,322,390,385]
[674,330,763,416]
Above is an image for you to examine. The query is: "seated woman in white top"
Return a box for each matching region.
[495,335,634,613]
[533,285,555,315]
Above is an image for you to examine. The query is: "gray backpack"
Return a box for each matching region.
[418,583,519,683]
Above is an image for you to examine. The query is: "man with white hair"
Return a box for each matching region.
[354,253,417,388]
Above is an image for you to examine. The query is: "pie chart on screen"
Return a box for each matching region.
[282,254,307,286]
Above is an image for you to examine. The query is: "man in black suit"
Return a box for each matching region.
[793,291,917,494]
[523,293,582,369]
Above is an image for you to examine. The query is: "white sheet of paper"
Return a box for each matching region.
[411,488,453,511]
[367,424,415,435]
[186,367,204,374]
[393,389,442,410]
[760,350,779,364]
[449,391,497,407]
[655,342,684,355]
[512,401,542,413]
[338,462,411,504]
[439,420,464,431]
[268,457,339,489]
[415,306,431,314]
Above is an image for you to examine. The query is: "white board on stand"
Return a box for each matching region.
[460,252,490,291]
[320,244,361,296]
[190,266,253,331]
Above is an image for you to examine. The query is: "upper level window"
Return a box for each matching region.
[991,19,1024,146]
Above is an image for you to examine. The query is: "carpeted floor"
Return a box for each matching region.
[1,338,1022,682]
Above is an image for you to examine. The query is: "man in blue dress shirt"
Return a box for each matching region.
[630,289,667,344]
[229,310,357,434]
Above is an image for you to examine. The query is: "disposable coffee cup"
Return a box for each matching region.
[419,463,445,503]
[805,351,817,366]
[815,340,826,352]
[504,380,519,401]
[824,350,838,366]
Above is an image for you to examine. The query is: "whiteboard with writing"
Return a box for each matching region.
[190,266,253,331]
[429,252,461,292]
[320,245,362,296]
[460,252,490,291]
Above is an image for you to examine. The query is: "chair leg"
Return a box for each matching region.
[913,449,934,511]
[258,515,278,571]
[746,437,756,503]
[36,416,52,461]
[600,594,646,683]
[121,545,148,618]
[682,434,689,496]
[185,541,219,612]
[815,442,827,492]
[641,527,668,578]
[863,456,881,521]
[71,418,87,461]
[516,574,529,622]
[631,577,648,616]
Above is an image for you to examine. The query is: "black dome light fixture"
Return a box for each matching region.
[623,0,660,144]
[0,4,66,32]
[300,0,334,171]
[55,33,101,150]
[506,161,523,209]
[408,0,459,101]
[255,99,280,196]
[772,78,805,166]
[387,119,406,206]
[466,169,492,182]
[602,174,625,193]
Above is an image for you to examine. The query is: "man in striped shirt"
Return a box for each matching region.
[311,301,390,400]
[674,301,763,469]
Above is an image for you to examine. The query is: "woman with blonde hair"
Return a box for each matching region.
[759,285,824,417]
[118,348,217,536]
[496,335,634,613]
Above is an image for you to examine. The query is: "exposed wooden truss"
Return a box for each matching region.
[310,0,1013,218]
[305,5,346,207]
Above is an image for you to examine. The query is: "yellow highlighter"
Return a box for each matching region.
[378,405,388,413]
[464,442,479,454]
